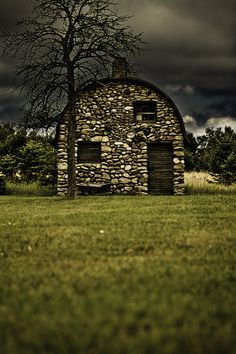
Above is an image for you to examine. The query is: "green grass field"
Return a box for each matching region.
[1,189,236,353]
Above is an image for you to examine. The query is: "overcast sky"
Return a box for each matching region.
[0,0,235,134]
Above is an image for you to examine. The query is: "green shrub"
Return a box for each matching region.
[0,124,57,186]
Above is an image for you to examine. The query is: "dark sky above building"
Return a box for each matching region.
[0,0,235,134]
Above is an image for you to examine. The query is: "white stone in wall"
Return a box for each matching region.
[119,178,130,184]
[58,163,68,171]
[102,173,110,179]
[174,151,184,157]
[102,146,112,152]
[92,136,102,142]
[173,158,180,164]
[101,136,109,142]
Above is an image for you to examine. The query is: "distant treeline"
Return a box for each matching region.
[185,126,236,185]
[0,124,235,191]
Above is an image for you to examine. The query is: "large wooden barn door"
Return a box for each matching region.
[147,143,174,195]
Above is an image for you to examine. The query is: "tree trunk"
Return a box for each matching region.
[67,101,77,198]
[66,66,77,199]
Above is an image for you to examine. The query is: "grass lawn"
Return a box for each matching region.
[0,193,236,354]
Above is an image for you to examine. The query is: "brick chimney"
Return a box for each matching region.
[112,57,128,78]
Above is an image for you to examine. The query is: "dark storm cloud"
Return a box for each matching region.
[121,0,236,88]
[0,0,32,122]
[0,0,31,29]
[208,99,236,118]
[118,0,236,132]
[0,58,16,88]
[0,0,236,132]
[120,0,236,36]
[0,105,22,122]
[0,85,23,122]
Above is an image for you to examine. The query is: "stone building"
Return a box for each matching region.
[57,59,187,196]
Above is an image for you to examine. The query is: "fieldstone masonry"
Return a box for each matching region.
[57,78,185,196]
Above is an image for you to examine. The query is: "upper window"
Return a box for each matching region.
[77,142,101,163]
[134,101,157,122]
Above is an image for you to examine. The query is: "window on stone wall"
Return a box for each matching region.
[134,101,157,122]
[77,142,101,163]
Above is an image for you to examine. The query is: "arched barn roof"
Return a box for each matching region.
[80,77,188,144]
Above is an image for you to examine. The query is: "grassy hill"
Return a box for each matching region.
[0,192,236,354]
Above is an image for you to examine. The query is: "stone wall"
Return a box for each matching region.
[57,80,185,195]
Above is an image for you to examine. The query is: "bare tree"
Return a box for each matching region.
[1,0,142,198]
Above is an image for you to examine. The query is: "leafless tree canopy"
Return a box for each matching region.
[1,0,142,197]
[1,0,142,128]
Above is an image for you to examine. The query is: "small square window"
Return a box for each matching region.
[134,101,157,122]
[77,142,101,163]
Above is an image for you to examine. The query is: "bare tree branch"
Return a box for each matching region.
[1,0,143,197]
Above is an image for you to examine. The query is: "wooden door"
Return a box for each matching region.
[147,143,174,195]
